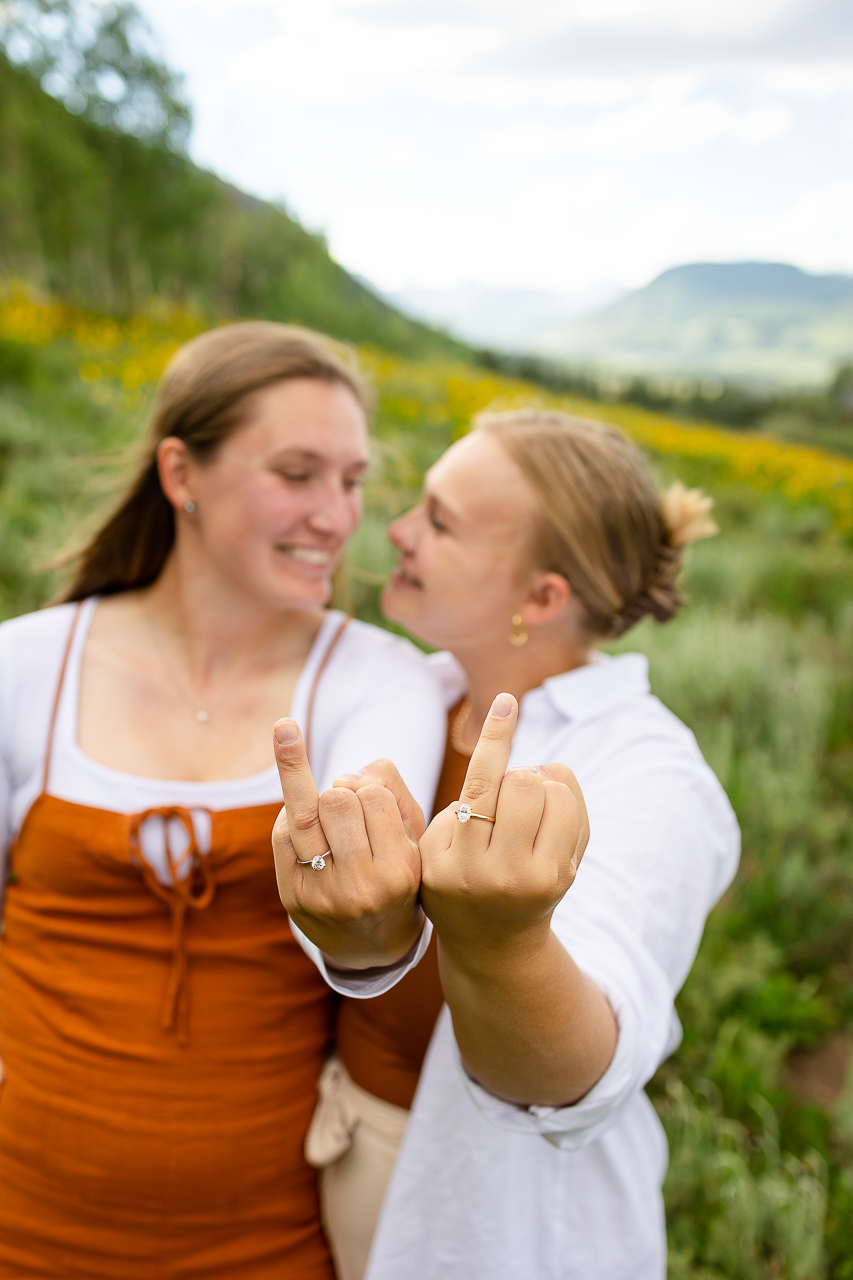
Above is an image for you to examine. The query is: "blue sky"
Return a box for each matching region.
[136,0,853,297]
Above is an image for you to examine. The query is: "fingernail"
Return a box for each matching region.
[274,720,299,747]
[336,772,364,782]
[509,765,539,773]
[491,693,513,718]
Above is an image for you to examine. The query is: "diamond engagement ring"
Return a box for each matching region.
[456,803,496,824]
[297,853,331,870]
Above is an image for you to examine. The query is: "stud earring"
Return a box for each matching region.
[183,500,196,513]
[509,613,529,647]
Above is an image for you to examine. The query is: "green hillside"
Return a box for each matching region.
[535,263,853,388]
[0,51,465,358]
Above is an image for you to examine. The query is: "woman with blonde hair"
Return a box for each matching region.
[0,322,445,1278]
[272,408,739,1280]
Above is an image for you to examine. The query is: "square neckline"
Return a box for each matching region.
[54,597,346,795]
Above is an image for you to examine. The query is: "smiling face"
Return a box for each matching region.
[382,431,544,651]
[173,377,369,610]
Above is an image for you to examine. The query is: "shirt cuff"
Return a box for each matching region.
[459,965,646,1151]
[288,915,434,997]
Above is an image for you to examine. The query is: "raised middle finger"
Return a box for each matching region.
[272,719,329,868]
[454,693,519,841]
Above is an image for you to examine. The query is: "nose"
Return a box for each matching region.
[306,479,361,539]
[388,507,418,552]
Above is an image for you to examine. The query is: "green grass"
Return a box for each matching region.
[607,517,853,1278]
[2,340,853,1278]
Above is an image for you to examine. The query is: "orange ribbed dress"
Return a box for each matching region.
[0,614,336,1279]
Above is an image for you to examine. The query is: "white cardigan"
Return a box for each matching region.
[365,650,740,1280]
[0,599,445,994]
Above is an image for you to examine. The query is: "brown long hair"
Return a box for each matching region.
[62,322,370,602]
[476,409,717,638]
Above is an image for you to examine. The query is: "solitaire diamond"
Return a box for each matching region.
[310,854,327,870]
[457,803,472,823]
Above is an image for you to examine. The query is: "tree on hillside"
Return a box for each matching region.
[832,364,853,420]
[0,0,190,150]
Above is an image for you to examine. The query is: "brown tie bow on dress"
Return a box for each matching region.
[128,806,217,1044]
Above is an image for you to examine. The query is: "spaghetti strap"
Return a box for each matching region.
[42,601,86,795]
[41,603,347,792]
[303,615,351,763]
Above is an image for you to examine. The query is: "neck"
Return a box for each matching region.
[142,552,320,684]
[453,629,593,751]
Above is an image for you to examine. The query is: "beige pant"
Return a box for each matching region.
[305,1057,409,1280]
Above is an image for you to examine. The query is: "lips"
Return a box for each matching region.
[390,564,423,589]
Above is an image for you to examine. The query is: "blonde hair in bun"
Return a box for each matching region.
[475,409,717,639]
[660,480,718,547]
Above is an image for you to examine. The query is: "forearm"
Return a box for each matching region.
[438,927,618,1107]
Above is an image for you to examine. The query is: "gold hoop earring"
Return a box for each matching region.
[509,614,529,647]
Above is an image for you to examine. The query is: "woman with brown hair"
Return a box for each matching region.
[0,322,445,1278]
[272,409,740,1280]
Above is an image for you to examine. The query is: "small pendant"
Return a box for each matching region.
[196,709,210,723]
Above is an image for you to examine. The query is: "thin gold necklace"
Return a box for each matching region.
[145,608,280,725]
[449,698,474,758]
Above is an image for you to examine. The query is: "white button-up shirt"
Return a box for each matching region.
[365,650,740,1280]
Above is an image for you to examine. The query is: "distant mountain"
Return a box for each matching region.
[388,282,625,351]
[530,263,853,387]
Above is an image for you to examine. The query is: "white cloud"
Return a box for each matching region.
[760,178,853,271]
[136,0,853,293]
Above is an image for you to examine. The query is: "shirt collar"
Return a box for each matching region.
[531,652,650,725]
[428,649,650,724]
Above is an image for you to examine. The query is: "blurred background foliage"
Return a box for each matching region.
[1,4,853,1277]
[2,295,853,1279]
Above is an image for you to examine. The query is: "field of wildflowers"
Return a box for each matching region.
[2,289,853,1277]
[360,348,853,538]
[2,285,852,538]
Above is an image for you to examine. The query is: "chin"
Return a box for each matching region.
[380,583,408,626]
[381,585,431,642]
[259,572,333,612]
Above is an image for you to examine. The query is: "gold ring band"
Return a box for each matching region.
[456,803,496,825]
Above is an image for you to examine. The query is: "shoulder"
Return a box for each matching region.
[0,604,80,772]
[426,650,468,711]
[319,616,444,718]
[539,652,699,760]
[592,687,707,768]
[532,652,736,820]
[540,657,740,909]
[0,603,79,681]
[333,617,438,687]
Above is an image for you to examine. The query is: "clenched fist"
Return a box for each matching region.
[419,692,588,968]
[270,718,426,970]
